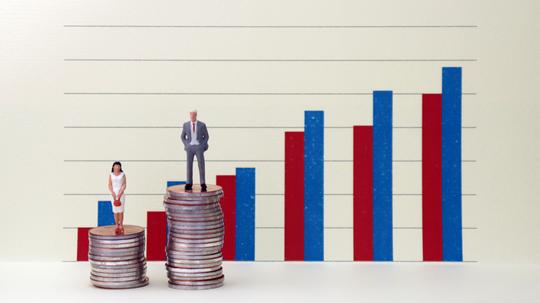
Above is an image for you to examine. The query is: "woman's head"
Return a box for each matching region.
[111,161,123,173]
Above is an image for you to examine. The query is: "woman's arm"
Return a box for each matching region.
[117,175,127,199]
[108,175,117,200]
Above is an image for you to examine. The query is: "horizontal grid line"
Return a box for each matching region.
[64,58,478,62]
[63,193,477,196]
[64,92,478,96]
[61,226,478,230]
[63,126,478,129]
[61,259,479,263]
[63,159,477,163]
[63,25,479,29]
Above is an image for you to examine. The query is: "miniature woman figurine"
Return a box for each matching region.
[108,161,127,235]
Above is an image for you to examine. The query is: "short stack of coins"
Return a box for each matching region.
[164,184,225,290]
[88,225,149,289]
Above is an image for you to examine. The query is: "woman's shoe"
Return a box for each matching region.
[119,226,125,235]
[115,226,121,235]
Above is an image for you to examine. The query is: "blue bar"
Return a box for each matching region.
[235,168,256,261]
[167,180,186,187]
[373,91,393,261]
[442,67,463,261]
[304,110,324,261]
[97,201,115,226]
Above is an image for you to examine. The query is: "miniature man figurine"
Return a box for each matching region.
[181,110,209,192]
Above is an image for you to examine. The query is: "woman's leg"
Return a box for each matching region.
[119,212,124,233]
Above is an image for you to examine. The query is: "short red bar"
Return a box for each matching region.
[77,227,91,261]
[353,126,373,261]
[284,131,304,260]
[422,93,443,261]
[147,211,167,261]
[216,175,237,260]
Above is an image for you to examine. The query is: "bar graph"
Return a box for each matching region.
[72,66,466,263]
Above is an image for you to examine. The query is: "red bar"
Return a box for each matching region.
[77,227,91,261]
[284,131,304,260]
[216,175,236,260]
[147,211,167,261]
[353,126,373,261]
[422,94,443,261]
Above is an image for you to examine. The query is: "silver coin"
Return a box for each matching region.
[165,263,222,273]
[166,211,222,219]
[167,214,223,222]
[89,247,144,256]
[166,245,222,254]
[169,227,224,235]
[165,204,221,211]
[167,221,223,228]
[168,236,223,244]
[166,184,223,196]
[166,206,222,213]
[168,239,223,248]
[91,277,149,289]
[90,263,147,272]
[89,251,145,258]
[91,270,146,278]
[89,234,144,242]
[90,274,147,283]
[166,249,222,257]
[167,256,222,264]
[167,251,222,259]
[89,253,145,261]
[167,268,222,279]
[90,243,144,250]
[91,267,147,275]
[169,231,224,240]
[165,196,222,205]
[167,260,223,269]
[168,275,224,286]
[168,270,222,281]
[168,222,224,231]
[89,238,145,246]
[165,197,222,204]
[168,281,223,290]
[90,257,145,266]
[167,215,223,223]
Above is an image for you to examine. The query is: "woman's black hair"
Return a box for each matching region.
[111,161,123,173]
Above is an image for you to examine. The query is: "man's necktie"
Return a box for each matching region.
[192,122,195,132]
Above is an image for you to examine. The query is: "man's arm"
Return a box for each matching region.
[180,123,188,146]
[201,123,209,143]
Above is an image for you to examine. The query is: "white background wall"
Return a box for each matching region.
[0,0,538,263]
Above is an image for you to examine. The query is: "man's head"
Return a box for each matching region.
[189,110,197,122]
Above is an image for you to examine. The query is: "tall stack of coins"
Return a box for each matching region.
[88,225,149,289]
[164,184,225,290]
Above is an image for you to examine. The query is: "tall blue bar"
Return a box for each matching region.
[373,91,393,261]
[97,201,115,226]
[304,110,324,261]
[235,167,256,261]
[442,67,463,261]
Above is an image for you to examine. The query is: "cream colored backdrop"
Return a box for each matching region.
[1,0,538,263]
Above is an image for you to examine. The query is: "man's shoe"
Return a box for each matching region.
[184,183,193,191]
[201,184,207,192]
